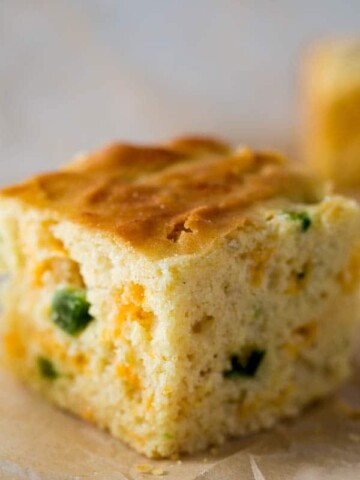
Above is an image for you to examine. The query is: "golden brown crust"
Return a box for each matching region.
[0,137,324,258]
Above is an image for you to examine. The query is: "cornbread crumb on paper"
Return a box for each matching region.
[0,137,359,458]
[136,464,154,473]
[136,464,166,476]
[151,467,166,476]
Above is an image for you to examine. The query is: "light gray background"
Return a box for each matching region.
[0,0,359,185]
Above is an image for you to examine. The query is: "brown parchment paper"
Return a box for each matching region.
[1,360,360,480]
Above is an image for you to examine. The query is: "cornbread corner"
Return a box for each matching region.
[0,137,360,458]
[302,38,360,188]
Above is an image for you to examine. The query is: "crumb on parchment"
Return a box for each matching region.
[136,464,167,476]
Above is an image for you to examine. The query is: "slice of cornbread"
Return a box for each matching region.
[302,38,360,188]
[0,137,360,458]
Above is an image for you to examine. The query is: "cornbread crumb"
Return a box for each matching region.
[136,464,154,473]
[0,137,359,459]
[136,464,166,476]
[151,467,166,476]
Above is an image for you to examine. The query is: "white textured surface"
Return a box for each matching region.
[0,0,359,185]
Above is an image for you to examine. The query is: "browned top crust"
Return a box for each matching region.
[0,137,324,258]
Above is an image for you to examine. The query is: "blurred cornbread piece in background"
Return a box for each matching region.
[303,38,360,188]
[0,137,360,458]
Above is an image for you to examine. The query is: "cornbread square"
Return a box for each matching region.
[0,137,360,458]
[302,38,360,188]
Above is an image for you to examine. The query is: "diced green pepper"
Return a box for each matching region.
[38,356,58,379]
[285,211,312,232]
[51,287,93,335]
[224,349,265,378]
[296,269,306,280]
